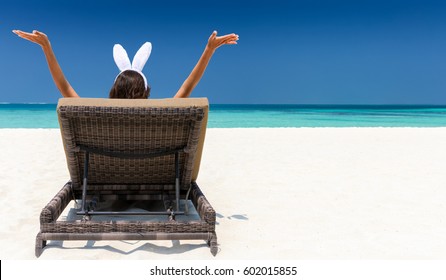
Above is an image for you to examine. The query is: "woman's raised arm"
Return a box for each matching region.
[174,31,238,98]
[13,30,79,98]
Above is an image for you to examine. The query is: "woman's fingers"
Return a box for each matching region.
[13,29,44,38]
[33,30,47,37]
[215,34,239,47]
[208,30,217,41]
[13,30,35,39]
[216,34,239,44]
[18,34,38,42]
[209,31,238,43]
[13,32,34,41]
[12,30,27,37]
[13,29,49,47]
[217,33,238,40]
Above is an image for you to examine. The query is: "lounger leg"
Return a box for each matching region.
[175,152,180,212]
[184,186,192,215]
[208,231,218,256]
[81,152,90,213]
[35,232,46,258]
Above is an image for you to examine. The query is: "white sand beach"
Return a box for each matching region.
[1,128,446,260]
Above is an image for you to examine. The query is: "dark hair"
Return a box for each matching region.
[109,70,150,99]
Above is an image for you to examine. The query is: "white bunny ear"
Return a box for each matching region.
[132,42,152,71]
[113,44,131,71]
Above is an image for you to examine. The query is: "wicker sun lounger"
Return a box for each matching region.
[35,98,217,257]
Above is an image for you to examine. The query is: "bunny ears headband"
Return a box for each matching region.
[113,42,152,88]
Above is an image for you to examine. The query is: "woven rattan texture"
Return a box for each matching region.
[58,106,204,188]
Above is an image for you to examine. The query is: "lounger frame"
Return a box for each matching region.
[35,98,217,257]
[36,181,217,257]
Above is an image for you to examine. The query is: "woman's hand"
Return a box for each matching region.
[206,31,239,52]
[13,30,51,49]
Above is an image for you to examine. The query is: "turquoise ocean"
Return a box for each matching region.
[1,104,446,128]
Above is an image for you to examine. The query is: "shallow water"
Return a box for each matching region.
[1,104,446,128]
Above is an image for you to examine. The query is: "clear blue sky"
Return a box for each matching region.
[0,0,445,104]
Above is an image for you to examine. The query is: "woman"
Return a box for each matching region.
[12,29,238,99]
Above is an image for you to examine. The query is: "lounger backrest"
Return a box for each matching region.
[57,98,208,189]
